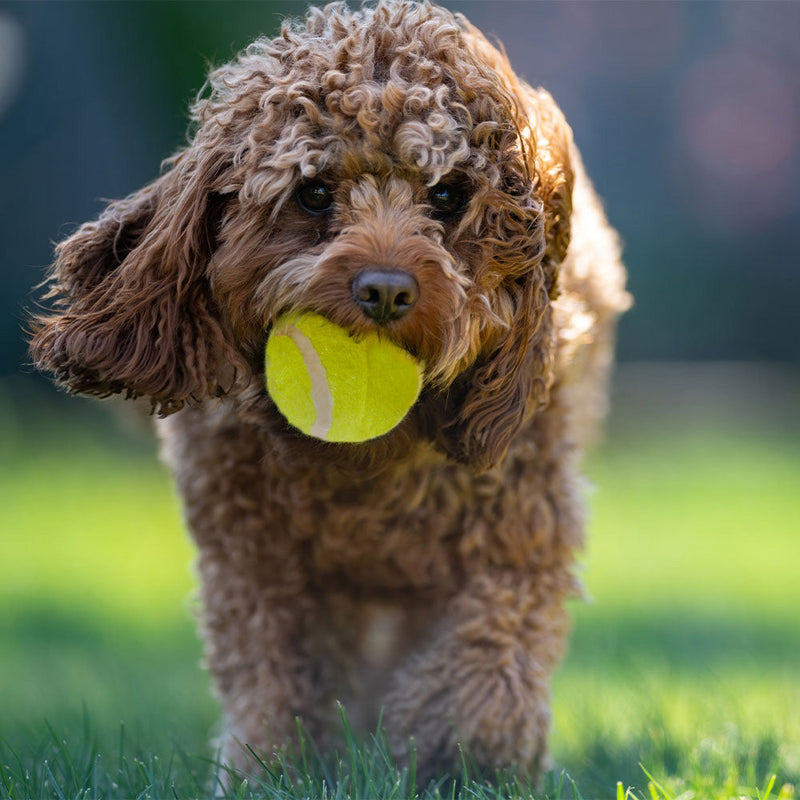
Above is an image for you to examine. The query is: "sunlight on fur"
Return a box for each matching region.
[30,0,630,788]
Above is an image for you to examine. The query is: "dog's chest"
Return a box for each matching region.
[161,405,545,590]
[287,461,472,590]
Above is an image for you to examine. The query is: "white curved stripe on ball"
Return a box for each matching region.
[285,325,333,439]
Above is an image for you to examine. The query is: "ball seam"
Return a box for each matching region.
[285,324,333,439]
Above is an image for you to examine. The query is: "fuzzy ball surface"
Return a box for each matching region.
[265,312,423,443]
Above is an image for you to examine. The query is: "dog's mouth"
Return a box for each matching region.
[262,307,423,362]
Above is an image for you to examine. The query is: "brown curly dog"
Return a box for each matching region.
[30,0,629,785]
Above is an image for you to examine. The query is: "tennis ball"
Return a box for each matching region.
[265,312,423,443]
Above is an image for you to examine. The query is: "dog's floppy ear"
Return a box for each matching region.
[438,87,574,473]
[29,145,241,413]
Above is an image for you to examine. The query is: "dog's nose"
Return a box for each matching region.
[351,269,419,325]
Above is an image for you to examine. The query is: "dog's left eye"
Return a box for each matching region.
[297,181,334,215]
[428,183,467,218]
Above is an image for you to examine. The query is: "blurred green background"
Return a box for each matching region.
[1,1,799,796]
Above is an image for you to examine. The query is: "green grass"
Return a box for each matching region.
[1,368,798,799]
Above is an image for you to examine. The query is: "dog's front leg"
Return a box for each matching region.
[382,568,572,784]
[196,543,319,779]
[160,412,322,781]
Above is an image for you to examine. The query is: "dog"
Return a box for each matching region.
[30,0,629,785]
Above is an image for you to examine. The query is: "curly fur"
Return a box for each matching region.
[30,0,629,785]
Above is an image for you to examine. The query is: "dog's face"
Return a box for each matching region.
[30,1,575,471]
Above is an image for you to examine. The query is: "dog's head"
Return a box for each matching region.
[30,1,574,472]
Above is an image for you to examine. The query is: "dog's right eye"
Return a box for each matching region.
[428,182,468,220]
[297,182,334,215]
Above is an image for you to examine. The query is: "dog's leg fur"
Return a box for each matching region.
[377,399,584,781]
[159,406,326,771]
[381,578,571,781]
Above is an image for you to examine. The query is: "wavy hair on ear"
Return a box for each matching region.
[29,144,243,414]
[435,39,575,472]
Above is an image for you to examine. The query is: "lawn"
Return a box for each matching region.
[1,366,798,799]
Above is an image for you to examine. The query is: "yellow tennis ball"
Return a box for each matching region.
[265,312,423,443]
